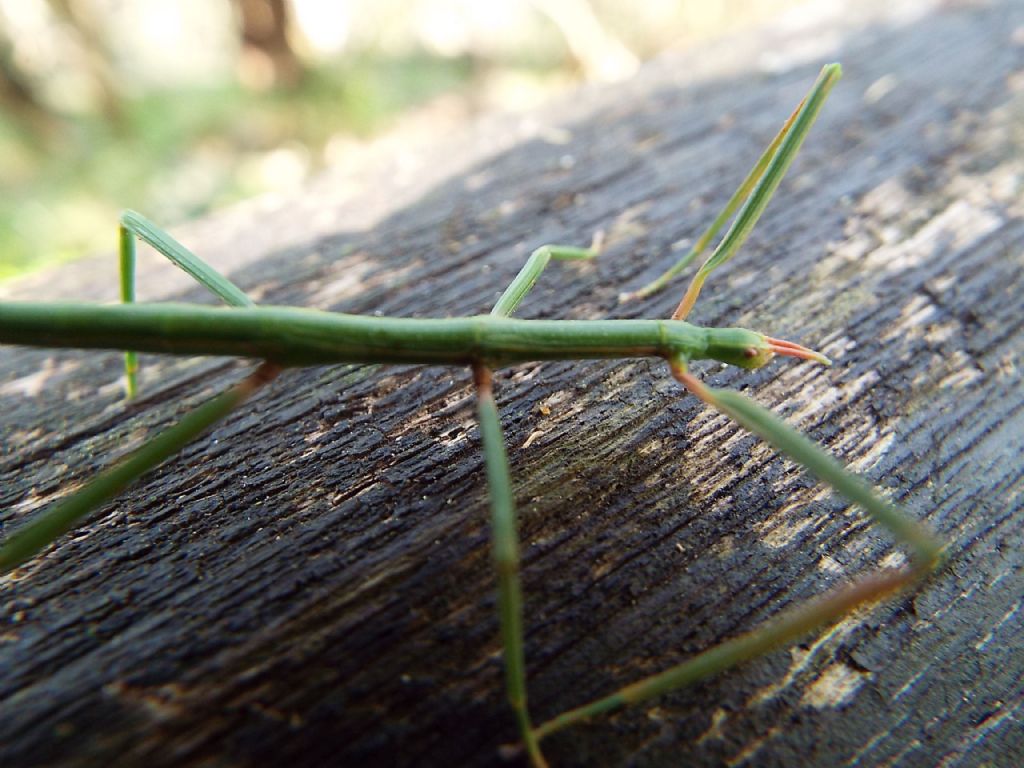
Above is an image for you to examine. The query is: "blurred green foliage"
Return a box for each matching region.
[0,54,474,281]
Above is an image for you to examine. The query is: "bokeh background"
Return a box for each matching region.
[0,0,809,280]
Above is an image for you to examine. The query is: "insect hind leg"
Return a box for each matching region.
[119,210,256,396]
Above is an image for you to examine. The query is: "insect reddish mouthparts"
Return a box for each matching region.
[764,335,832,366]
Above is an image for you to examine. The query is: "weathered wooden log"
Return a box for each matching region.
[2,1,1022,765]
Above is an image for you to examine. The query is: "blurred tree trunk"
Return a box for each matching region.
[47,0,124,124]
[0,29,62,146]
[232,0,304,89]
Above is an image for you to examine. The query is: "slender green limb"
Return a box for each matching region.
[473,364,547,768]
[533,362,943,740]
[119,222,139,398]
[671,63,841,321]
[621,90,810,304]
[671,365,944,568]
[0,363,281,574]
[491,244,596,318]
[119,210,256,397]
[535,567,916,739]
[120,211,255,309]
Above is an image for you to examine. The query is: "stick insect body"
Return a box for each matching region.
[0,64,944,767]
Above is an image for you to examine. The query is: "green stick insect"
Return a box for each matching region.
[0,63,943,766]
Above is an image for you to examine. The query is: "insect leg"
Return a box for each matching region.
[119,210,256,396]
[490,243,597,318]
[473,363,548,767]
[536,554,916,740]
[120,210,254,308]
[621,64,841,322]
[0,363,281,574]
[668,63,841,321]
[619,92,806,305]
[671,364,943,567]
[530,362,943,740]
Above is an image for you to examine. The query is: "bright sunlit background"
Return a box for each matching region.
[0,0,811,280]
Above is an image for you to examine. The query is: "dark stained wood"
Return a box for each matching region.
[2,1,1022,766]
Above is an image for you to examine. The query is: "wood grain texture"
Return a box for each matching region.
[2,1,1022,766]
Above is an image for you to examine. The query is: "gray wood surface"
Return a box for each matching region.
[2,1,1022,766]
